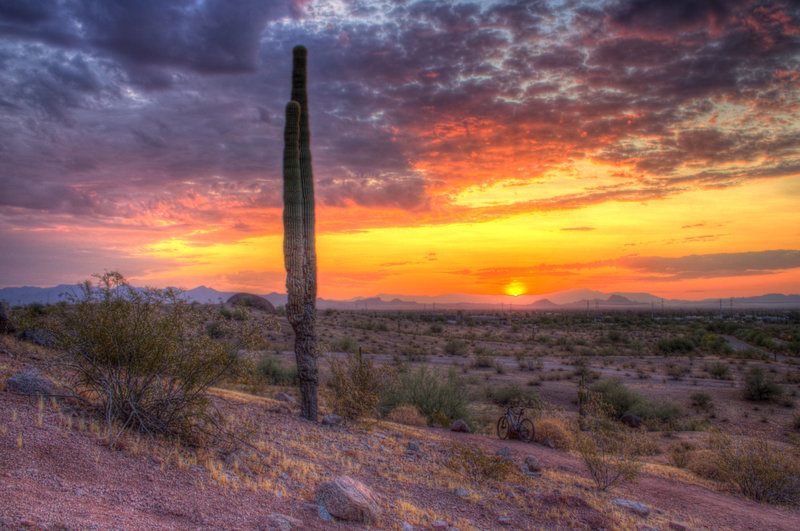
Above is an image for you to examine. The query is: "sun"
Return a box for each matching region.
[504,280,527,297]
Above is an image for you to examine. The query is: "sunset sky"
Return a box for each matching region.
[1,0,799,301]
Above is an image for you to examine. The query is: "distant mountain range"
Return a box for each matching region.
[2,284,799,311]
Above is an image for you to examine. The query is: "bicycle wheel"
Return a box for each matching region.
[497,416,510,440]
[518,418,535,443]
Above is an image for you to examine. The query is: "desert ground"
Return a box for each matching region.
[2,304,799,530]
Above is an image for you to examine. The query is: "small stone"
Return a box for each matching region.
[316,504,333,522]
[431,520,449,530]
[454,487,470,498]
[498,515,512,526]
[669,522,689,531]
[620,414,642,428]
[407,441,420,452]
[496,447,512,458]
[402,522,414,531]
[524,455,541,473]
[613,498,651,517]
[152,456,163,464]
[321,414,344,426]
[267,404,291,415]
[450,419,470,433]
[6,369,55,396]
[273,392,297,404]
[257,513,304,531]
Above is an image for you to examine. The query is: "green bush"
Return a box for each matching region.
[256,354,298,386]
[327,350,390,420]
[380,366,471,425]
[744,367,784,402]
[656,336,696,355]
[487,383,541,409]
[331,335,359,353]
[690,391,714,412]
[443,339,468,356]
[49,272,263,441]
[707,362,732,380]
[590,378,683,430]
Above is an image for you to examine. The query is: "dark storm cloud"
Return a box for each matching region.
[0,0,799,233]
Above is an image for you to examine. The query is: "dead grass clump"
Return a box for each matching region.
[709,432,800,505]
[534,415,574,450]
[668,441,694,468]
[445,443,515,481]
[386,405,427,427]
[327,349,391,420]
[576,393,642,490]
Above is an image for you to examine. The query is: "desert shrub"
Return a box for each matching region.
[589,378,641,418]
[690,391,714,412]
[743,367,784,402]
[427,324,443,334]
[399,345,428,362]
[256,354,298,386]
[327,350,390,420]
[534,415,574,450]
[657,336,696,355]
[664,362,691,380]
[630,399,683,431]
[701,333,734,355]
[668,441,694,468]
[792,412,800,430]
[707,362,732,380]
[487,383,541,409]
[591,378,682,430]
[710,432,800,505]
[386,405,427,427]
[49,272,264,441]
[331,335,359,353]
[380,366,470,425]
[443,339,468,356]
[445,443,514,481]
[575,393,642,490]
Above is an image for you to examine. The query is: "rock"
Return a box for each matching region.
[0,301,12,334]
[613,498,650,517]
[321,414,344,426]
[6,369,55,396]
[431,521,449,530]
[620,414,642,429]
[523,455,541,473]
[267,404,291,415]
[402,522,414,531]
[316,504,333,522]
[257,513,304,531]
[498,515,512,526]
[16,329,55,347]
[454,487,470,498]
[496,447,512,458]
[407,441,420,452]
[668,522,689,531]
[315,475,379,523]
[273,392,297,404]
[450,419,470,433]
[226,293,276,313]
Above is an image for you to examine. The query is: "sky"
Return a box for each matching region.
[1,0,799,301]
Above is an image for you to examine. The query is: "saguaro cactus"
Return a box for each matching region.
[283,45,318,421]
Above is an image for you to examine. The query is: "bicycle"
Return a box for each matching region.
[497,406,535,442]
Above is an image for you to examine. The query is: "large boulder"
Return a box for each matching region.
[225,293,276,314]
[7,369,55,396]
[315,475,380,523]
